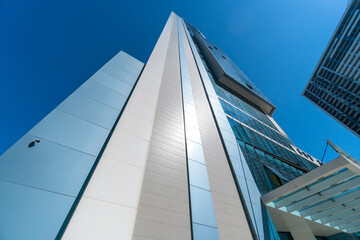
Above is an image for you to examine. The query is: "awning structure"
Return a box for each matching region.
[262,153,360,233]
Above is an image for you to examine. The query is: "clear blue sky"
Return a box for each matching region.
[0,0,358,162]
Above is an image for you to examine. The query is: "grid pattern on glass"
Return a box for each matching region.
[203,54,319,192]
[303,0,360,137]
[219,96,284,135]
[237,140,305,194]
[185,22,316,196]
[227,116,316,171]
[208,76,314,169]
[206,69,276,128]
[219,98,293,149]
[177,18,219,240]
[228,114,292,153]
[199,52,319,172]
[191,32,314,171]
[228,117,316,170]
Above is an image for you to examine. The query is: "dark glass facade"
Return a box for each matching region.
[303,0,360,138]
[185,22,318,195]
[185,20,360,239]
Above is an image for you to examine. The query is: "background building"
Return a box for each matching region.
[0,12,359,240]
[303,0,360,138]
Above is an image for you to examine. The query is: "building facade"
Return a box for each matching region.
[0,13,358,240]
[303,0,360,138]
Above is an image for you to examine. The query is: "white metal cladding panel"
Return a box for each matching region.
[62,14,175,240]
[178,17,219,239]
[0,51,143,239]
[132,14,192,240]
[181,18,273,240]
[179,20,254,240]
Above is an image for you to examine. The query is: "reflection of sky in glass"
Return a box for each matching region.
[198,34,270,102]
[183,19,282,239]
[178,17,219,240]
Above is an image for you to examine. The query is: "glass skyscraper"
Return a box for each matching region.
[303,0,360,138]
[0,12,358,240]
[185,21,320,194]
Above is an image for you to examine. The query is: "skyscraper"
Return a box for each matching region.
[303,0,360,138]
[0,12,359,240]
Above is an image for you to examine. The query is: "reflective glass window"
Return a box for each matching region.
[190,186,217,227]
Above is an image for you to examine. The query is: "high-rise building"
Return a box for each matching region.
[303,0,360,138]
[1,12,359,240]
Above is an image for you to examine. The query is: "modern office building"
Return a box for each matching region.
[1,12,359,240]
[303,0,360,138]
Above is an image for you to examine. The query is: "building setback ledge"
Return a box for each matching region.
[192,29,276,116]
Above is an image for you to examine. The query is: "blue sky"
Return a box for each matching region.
[0,0,358,162]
